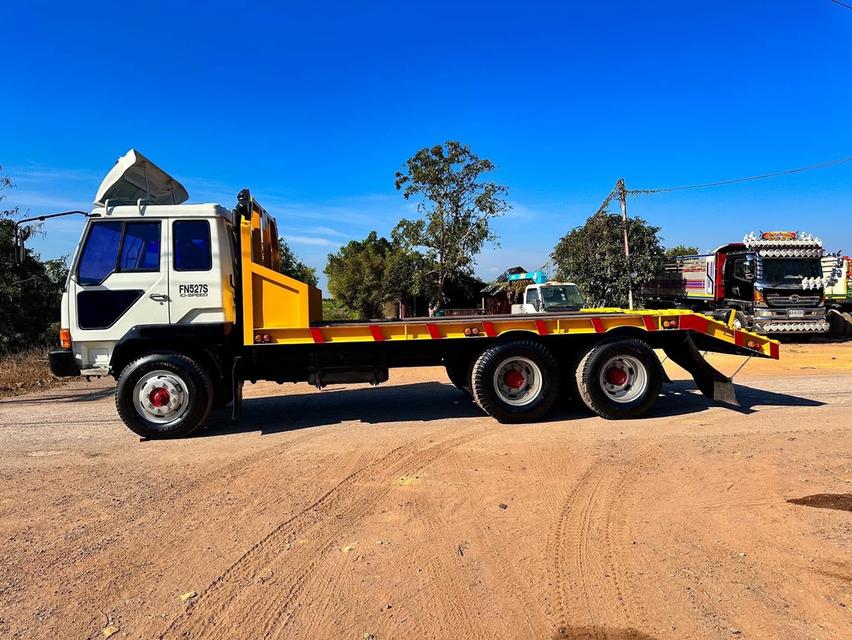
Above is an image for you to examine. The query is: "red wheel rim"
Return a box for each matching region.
[149,387,171,407]
[503,369,526,389]
[604,366,628,386]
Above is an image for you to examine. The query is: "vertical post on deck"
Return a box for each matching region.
[616,178,634,310]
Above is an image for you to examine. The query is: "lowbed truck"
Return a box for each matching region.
[44,150,779,439]
[647,232,837,336]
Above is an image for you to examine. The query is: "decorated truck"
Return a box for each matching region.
[823,255,852,336]
[647,232,841,336]
[22,150,780,439]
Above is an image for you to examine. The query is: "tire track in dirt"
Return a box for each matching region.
[30,428,322,570]
[259,427,497,640]
[161,426,494,639]
[548,442,655,637]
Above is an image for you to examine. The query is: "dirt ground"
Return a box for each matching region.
[1,342,850,640]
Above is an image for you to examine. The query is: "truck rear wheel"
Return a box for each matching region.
[575,339,662,420]
[115,353,214,439]
[470,339,558,423]
[843,312,852,338]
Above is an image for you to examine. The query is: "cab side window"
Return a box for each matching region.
[733,258,747,280]
[77,221,161,285]
[527,288,540,306]
[78,222,123,285]
[174,220,212,271]
[120,223,161,271]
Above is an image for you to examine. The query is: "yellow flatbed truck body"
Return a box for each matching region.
[237,193,779,360]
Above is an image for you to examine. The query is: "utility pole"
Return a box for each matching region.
[616,178,634,310]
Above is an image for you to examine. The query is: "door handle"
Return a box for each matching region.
[149,293,170,302]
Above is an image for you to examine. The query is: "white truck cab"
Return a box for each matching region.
[57,150,236,376]
[511,282,584,314]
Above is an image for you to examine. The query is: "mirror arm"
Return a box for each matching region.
[12,210,90,264]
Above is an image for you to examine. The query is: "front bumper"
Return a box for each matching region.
[753,307,828,334]
[48,350,81,377]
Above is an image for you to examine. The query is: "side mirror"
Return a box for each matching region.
[534,299,541,311]
[13,225,31,265]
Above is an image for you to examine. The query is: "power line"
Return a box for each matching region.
[628,154,852,195]
[831,0,852,10]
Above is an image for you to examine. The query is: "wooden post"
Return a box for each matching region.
[616,178,634,310]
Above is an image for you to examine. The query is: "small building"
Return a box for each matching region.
[480,266,529,315]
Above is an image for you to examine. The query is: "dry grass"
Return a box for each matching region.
[0,348,60,397]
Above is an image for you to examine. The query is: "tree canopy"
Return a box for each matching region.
[0,167,68,354]
[324,232,392,319]
[393,141,509,313]
[277,237,318,286]
[665,244,701,258]
[551,212,665,308]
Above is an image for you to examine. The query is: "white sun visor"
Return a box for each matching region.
[94,149,188,206]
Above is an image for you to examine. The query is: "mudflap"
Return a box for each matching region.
[662,334,739,407]
[231,356,244,421]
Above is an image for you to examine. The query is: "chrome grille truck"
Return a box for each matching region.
[648,232,838,336]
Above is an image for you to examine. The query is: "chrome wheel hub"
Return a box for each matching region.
[599,355,648,404]
[133,370,190,423]
[493,356,543,406]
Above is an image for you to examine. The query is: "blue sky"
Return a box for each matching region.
[2,1,851,292]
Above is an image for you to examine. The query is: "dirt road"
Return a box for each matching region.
[1,344,850,639]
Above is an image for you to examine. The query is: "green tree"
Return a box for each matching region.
[383,240,435,317]
[0,167,68,353]
[394,141,509,314]
[324,231,392,319]
[665,244,700,258]
[277,237,318,286]
[321,297,359,321]
[551,212,665,308]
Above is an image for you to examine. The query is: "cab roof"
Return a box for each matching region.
[90,202,233,221]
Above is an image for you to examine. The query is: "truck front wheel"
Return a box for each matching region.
[470,339,559,423]
[575,339,663,420]
[115,353,214,439]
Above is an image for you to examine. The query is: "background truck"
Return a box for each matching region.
[823,254,852,336]
[36,150,778,439]
[647,232,837,336]
[506,271,585,314]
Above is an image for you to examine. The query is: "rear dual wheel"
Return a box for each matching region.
[575,339,663,419]
[468,337,663,423]
[470,340,559,423]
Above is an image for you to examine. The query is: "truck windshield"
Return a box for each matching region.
[761,259,823,286]
[540,285,584,308]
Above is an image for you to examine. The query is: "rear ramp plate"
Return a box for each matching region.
[662,334,739,407]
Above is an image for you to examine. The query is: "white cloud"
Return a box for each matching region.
[283,235,342,247]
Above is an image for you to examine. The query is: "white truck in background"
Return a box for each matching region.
[507,271,585,314]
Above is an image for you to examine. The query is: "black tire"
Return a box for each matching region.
[575,339,663,420]
[842,312,852,339]
[470,339,559,423]
[714,309,746,330]
[115,353,214,439]
[444,357,473,396]
[558,352,588,410]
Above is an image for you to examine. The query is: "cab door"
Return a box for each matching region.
[68,219,169,369]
